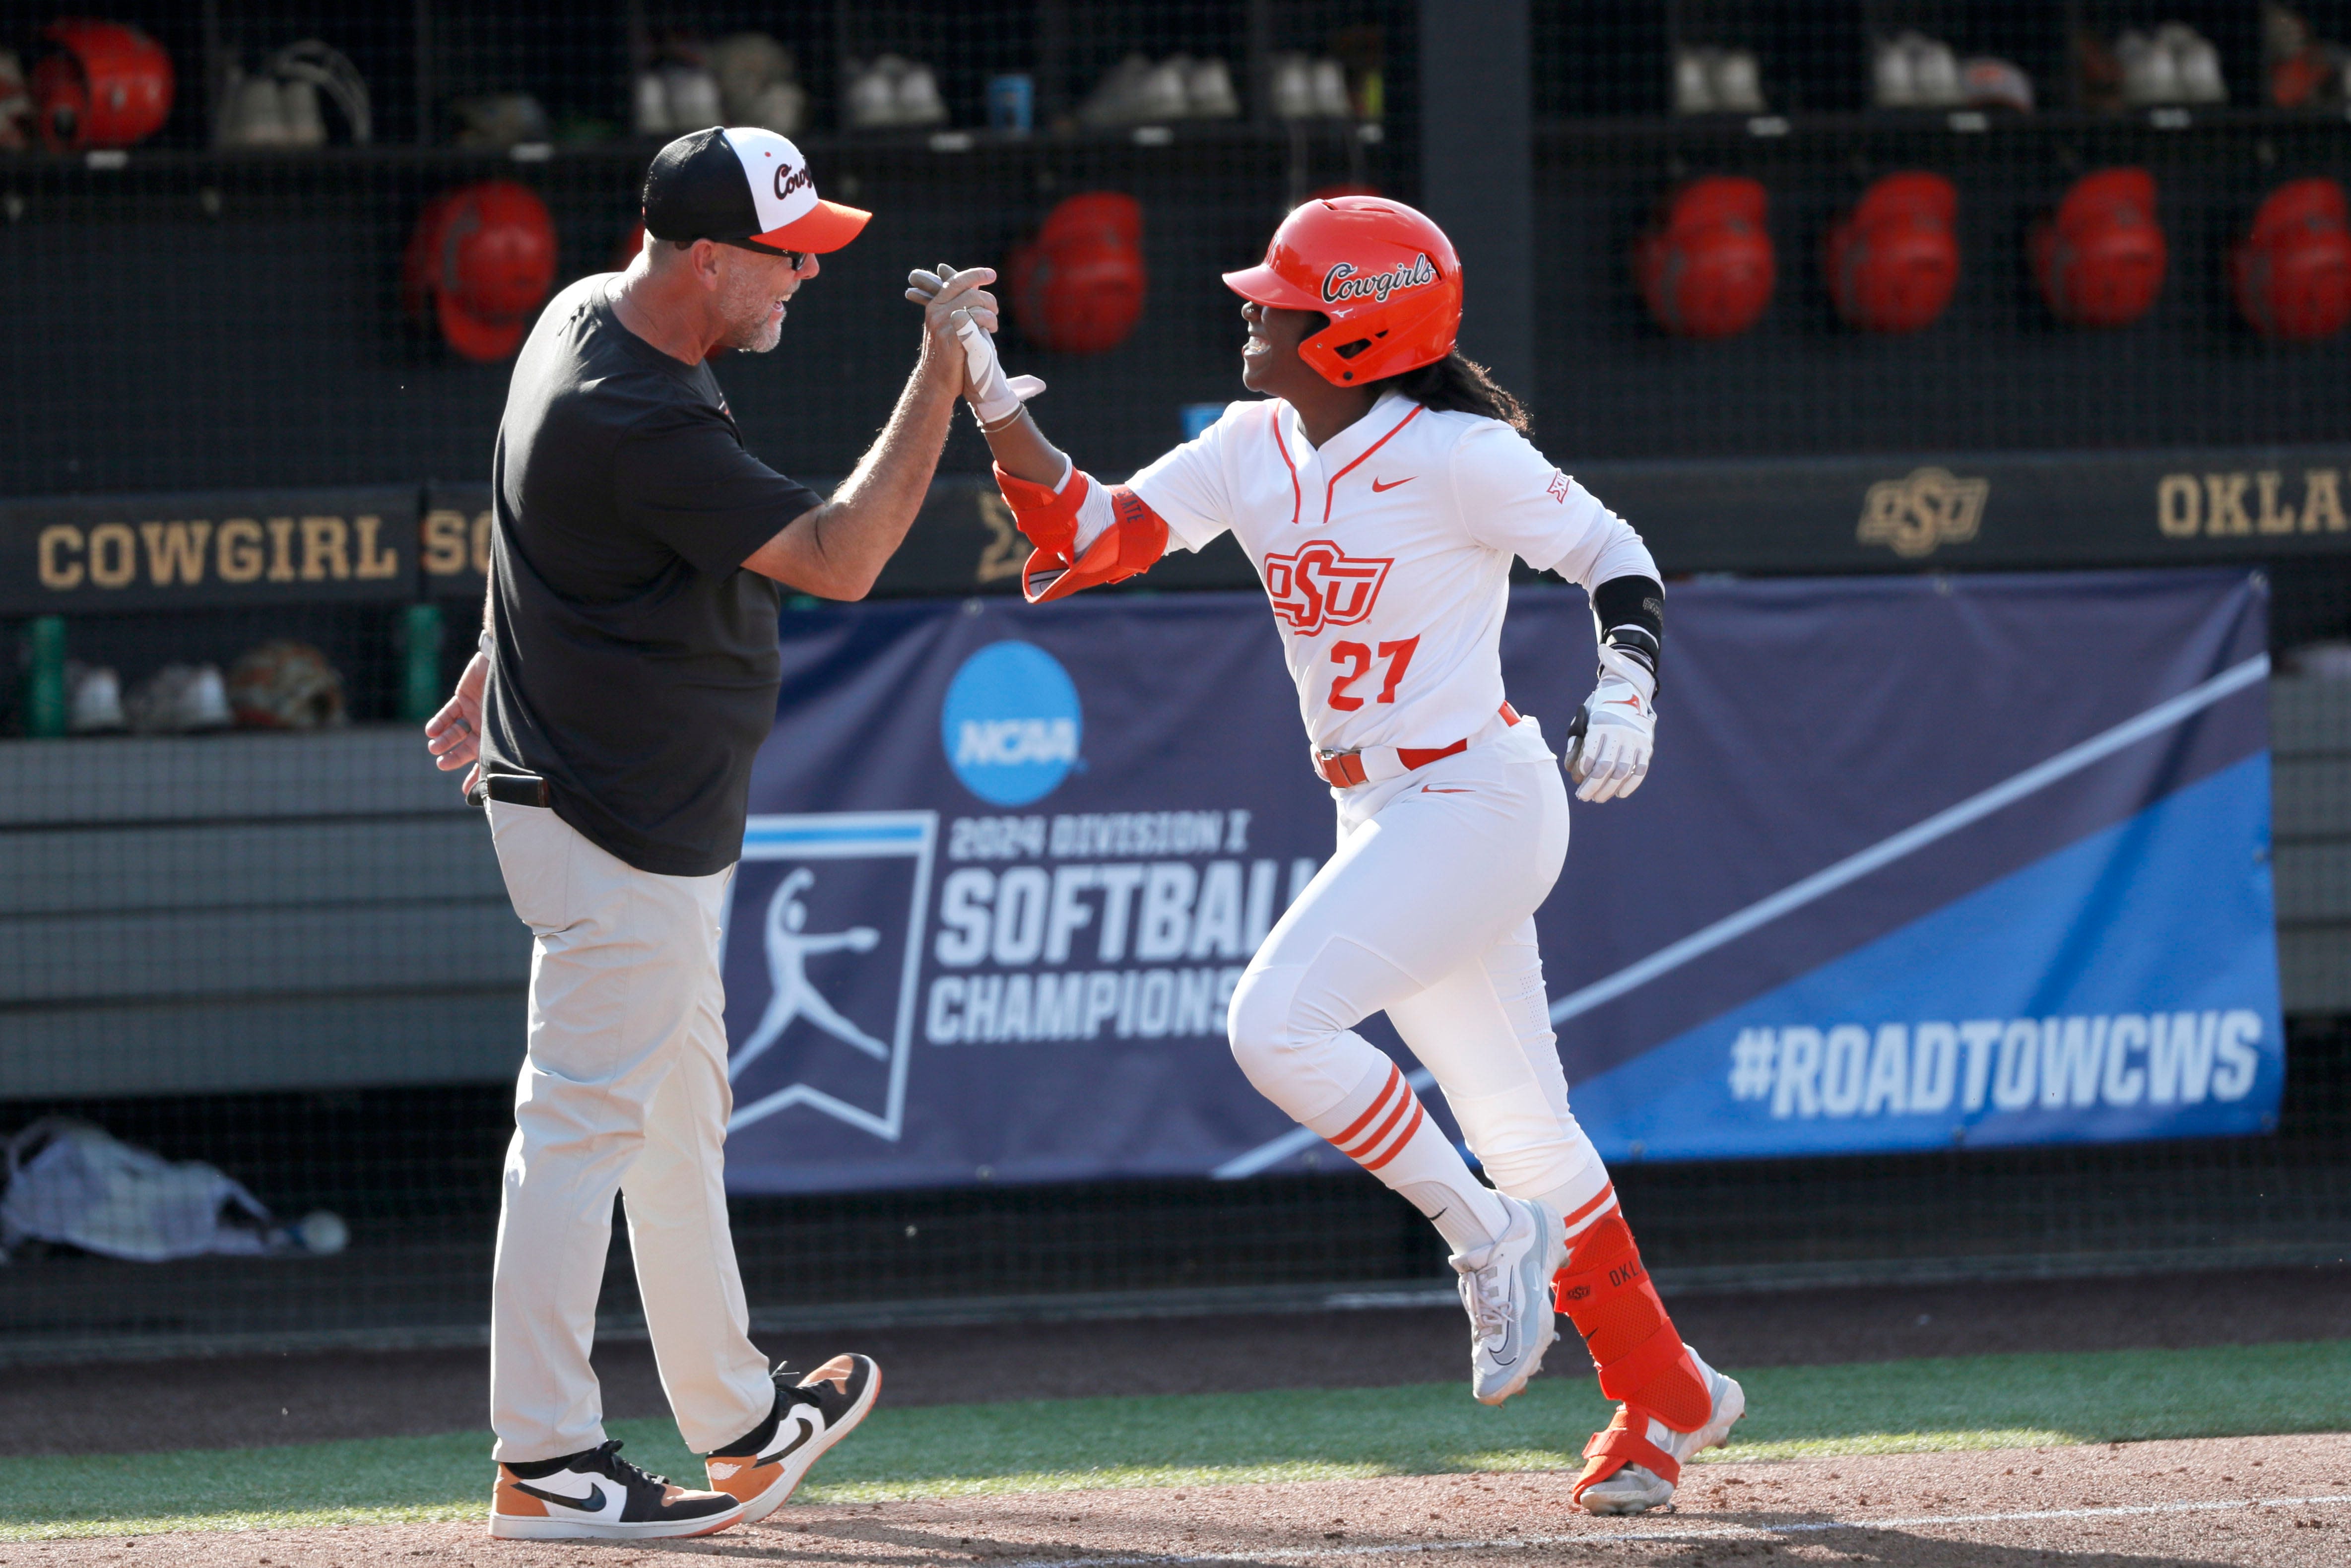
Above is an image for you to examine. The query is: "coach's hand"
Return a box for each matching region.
[425,648,489,799]
[911,262,1001,389]
[1565,644,1655,803]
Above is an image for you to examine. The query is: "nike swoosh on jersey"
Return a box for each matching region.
[1370,476,1414,492]
[512,1481,608,1513]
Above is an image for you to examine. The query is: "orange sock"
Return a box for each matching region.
[1552,1211,1710,1432]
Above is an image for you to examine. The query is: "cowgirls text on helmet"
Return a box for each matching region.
[1222,196,1464,385]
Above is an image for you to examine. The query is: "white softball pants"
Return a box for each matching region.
[484,800,775,1462]
[1226,722,1607,1202]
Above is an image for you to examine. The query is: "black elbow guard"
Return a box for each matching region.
[1592,574,1664,678]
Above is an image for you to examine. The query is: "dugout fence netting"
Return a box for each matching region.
[4,1,2351,1362]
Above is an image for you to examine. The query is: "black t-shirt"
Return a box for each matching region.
[479,274,824,877]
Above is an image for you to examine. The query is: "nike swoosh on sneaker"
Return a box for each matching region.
[1371,476,1414,492]
[761,1413,818,1466]
[512,1481,607,1513]
[708,1461,742,1480]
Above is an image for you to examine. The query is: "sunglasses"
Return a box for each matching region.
[717,238,810,268]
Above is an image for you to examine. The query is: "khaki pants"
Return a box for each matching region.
[485,799,774,1462]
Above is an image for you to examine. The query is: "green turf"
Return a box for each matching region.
[4,1339,2347,1539]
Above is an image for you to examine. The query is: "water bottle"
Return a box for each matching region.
[400,602,444,724]
[22,615,65,738]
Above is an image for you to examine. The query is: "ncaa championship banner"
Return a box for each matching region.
[721,570,2281,1193]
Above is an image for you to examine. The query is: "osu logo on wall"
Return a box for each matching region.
[1262,541,1392,636]
[1856,467,1988,558]
[941,640,1083,806]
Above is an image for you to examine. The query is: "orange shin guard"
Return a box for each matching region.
[1553,1211,1711,1435]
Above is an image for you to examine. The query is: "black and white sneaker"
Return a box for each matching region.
[489,1438,743,1540]
[703,1353,882,1523]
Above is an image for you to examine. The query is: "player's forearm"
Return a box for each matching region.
[753,362,959,598]
[979,408,1069,488]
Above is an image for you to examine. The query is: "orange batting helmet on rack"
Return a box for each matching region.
[403,180,558,362]
[1222,196,1463,386]
[30,18,173,151]
[2231,178,2351,341]
[2030,167,2166,329]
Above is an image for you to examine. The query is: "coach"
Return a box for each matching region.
[422,127,995,1542]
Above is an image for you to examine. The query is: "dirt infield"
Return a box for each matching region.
[6,1265,2347,1458]
[4,1435,2346,1566]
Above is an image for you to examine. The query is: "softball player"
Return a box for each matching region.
[910,196,1742,1514]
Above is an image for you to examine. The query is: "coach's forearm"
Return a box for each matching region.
[747,358,959,598]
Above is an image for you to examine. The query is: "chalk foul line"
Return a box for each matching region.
[1002,1489,2350,1567]
[1212,653,2269,1180]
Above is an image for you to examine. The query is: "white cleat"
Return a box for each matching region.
[1451,1196,1566,1406]
[1574,1347,1746,1516]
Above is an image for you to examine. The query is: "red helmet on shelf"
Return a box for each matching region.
[2030,168,2167,329]
[1633,176,1775,339]
[1825,172,1959,334]
[1009,192,1147,355]
[1223,195,1463,385]
[2231,178,2351,341]
[403,181,558,362]
[30,18,174,151]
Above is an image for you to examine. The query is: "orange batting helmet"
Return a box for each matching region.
[1223,196,1463,386]
[30,18,173,151]
[2031,168,2167,328]
[2231,178,2351,340]
[1633,176,1775,339]
[1825,172,1959,334]
[1009,192,1148,355]
[403,181,558,362]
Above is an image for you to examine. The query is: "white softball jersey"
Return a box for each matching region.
[1126,391,1659,758]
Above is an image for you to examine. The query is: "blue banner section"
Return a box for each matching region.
[721,571,2280,1193]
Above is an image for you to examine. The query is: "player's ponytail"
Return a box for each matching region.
[1377,351,1531,434]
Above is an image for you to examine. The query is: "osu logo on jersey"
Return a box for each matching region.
[1263,541,1392,636]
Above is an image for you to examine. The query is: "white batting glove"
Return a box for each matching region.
[1566,643,1656,803]
[907,263,1045,426]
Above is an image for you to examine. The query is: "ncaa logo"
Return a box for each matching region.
[942,641,1082,806]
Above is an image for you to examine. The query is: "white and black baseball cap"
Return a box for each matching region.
[642,127,870,256]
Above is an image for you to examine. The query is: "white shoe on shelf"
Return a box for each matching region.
[1872,36,1915,108]
[895,61,947,126]
[128,663,232,734]
[1710,48,1765,113]
[1270,52,1316,119]
[66,663,125,734]
[2164,24,2228,103]
[2120,29,2181,105]
[1310,58,1352,118]
[1078,53,1151,127]
[845,60,898,128]
[1905,33,1962,106]
[1186,56,1239,119]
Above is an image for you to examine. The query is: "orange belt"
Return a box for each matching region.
[1312,703,1521,789]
